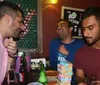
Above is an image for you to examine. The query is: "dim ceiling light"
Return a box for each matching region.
[49,0,58,4]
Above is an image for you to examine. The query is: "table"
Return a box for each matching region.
[2,70,40,85]
[2,70,58,85]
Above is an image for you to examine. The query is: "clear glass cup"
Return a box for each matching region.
[87,73,98,85]
[27,82,43,85]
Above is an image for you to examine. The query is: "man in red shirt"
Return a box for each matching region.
[74,7,100,85]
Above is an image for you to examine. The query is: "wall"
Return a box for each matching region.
[41,0,100,58]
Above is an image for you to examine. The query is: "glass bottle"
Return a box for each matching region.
[38,61,48,85]
[8,66,16,85]
[19,52,27,85]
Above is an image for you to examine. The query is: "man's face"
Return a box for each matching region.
[57,21,71,39]
[82,15,100,45]
[10,11,23,39]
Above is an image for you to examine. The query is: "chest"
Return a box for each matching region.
[80,51,100,76]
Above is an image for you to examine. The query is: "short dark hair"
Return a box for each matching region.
[0,1,24,19]
[58,19,73,28]
[82,7,100,22]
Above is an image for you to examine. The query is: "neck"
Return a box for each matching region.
[61,37,74,44]
[0,22,7,41]
[0,34,7,42]
[0,30,7,42]
[92,41,100,49]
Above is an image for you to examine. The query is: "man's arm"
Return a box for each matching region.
[76,69,87,85]
[49,41,57,70]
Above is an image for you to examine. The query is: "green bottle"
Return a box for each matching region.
[38,61,48,85]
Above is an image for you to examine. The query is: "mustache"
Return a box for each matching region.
[84,36,93,39]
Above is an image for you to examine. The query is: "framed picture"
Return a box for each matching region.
[61,6,84,39]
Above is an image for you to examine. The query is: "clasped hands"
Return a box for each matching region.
[4,37,17,57]
[58,44,69,55]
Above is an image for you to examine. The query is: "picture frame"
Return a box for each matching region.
[61,6,84,39]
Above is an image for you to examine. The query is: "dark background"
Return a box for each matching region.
[42,0,100,59]
[4,0,100,59]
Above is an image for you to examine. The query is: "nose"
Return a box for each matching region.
[57,25,63,30]
[57,26,61,32]
[20,23,26,31]
[83,29,89,37]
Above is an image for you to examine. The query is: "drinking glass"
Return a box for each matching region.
[87,73,98,85]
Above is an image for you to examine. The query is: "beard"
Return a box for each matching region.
[84,36,100,46]
[13,36,20,41]
[58,34,65,40]
[12,30,20,41]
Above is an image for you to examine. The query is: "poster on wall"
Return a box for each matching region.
[61,6,84,39]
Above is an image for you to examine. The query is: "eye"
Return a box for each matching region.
[60,24,65,27]
[18,21,22,24]
[88,25,94,30]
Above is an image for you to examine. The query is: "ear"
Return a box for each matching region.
[69,27,73,31]
[4,14,13,25]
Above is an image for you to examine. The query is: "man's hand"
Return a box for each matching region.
[58,45,69,55]
[78,82,87,85]
[76,69,87,85]
[4,37,18,57]
[92,80,100,85]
